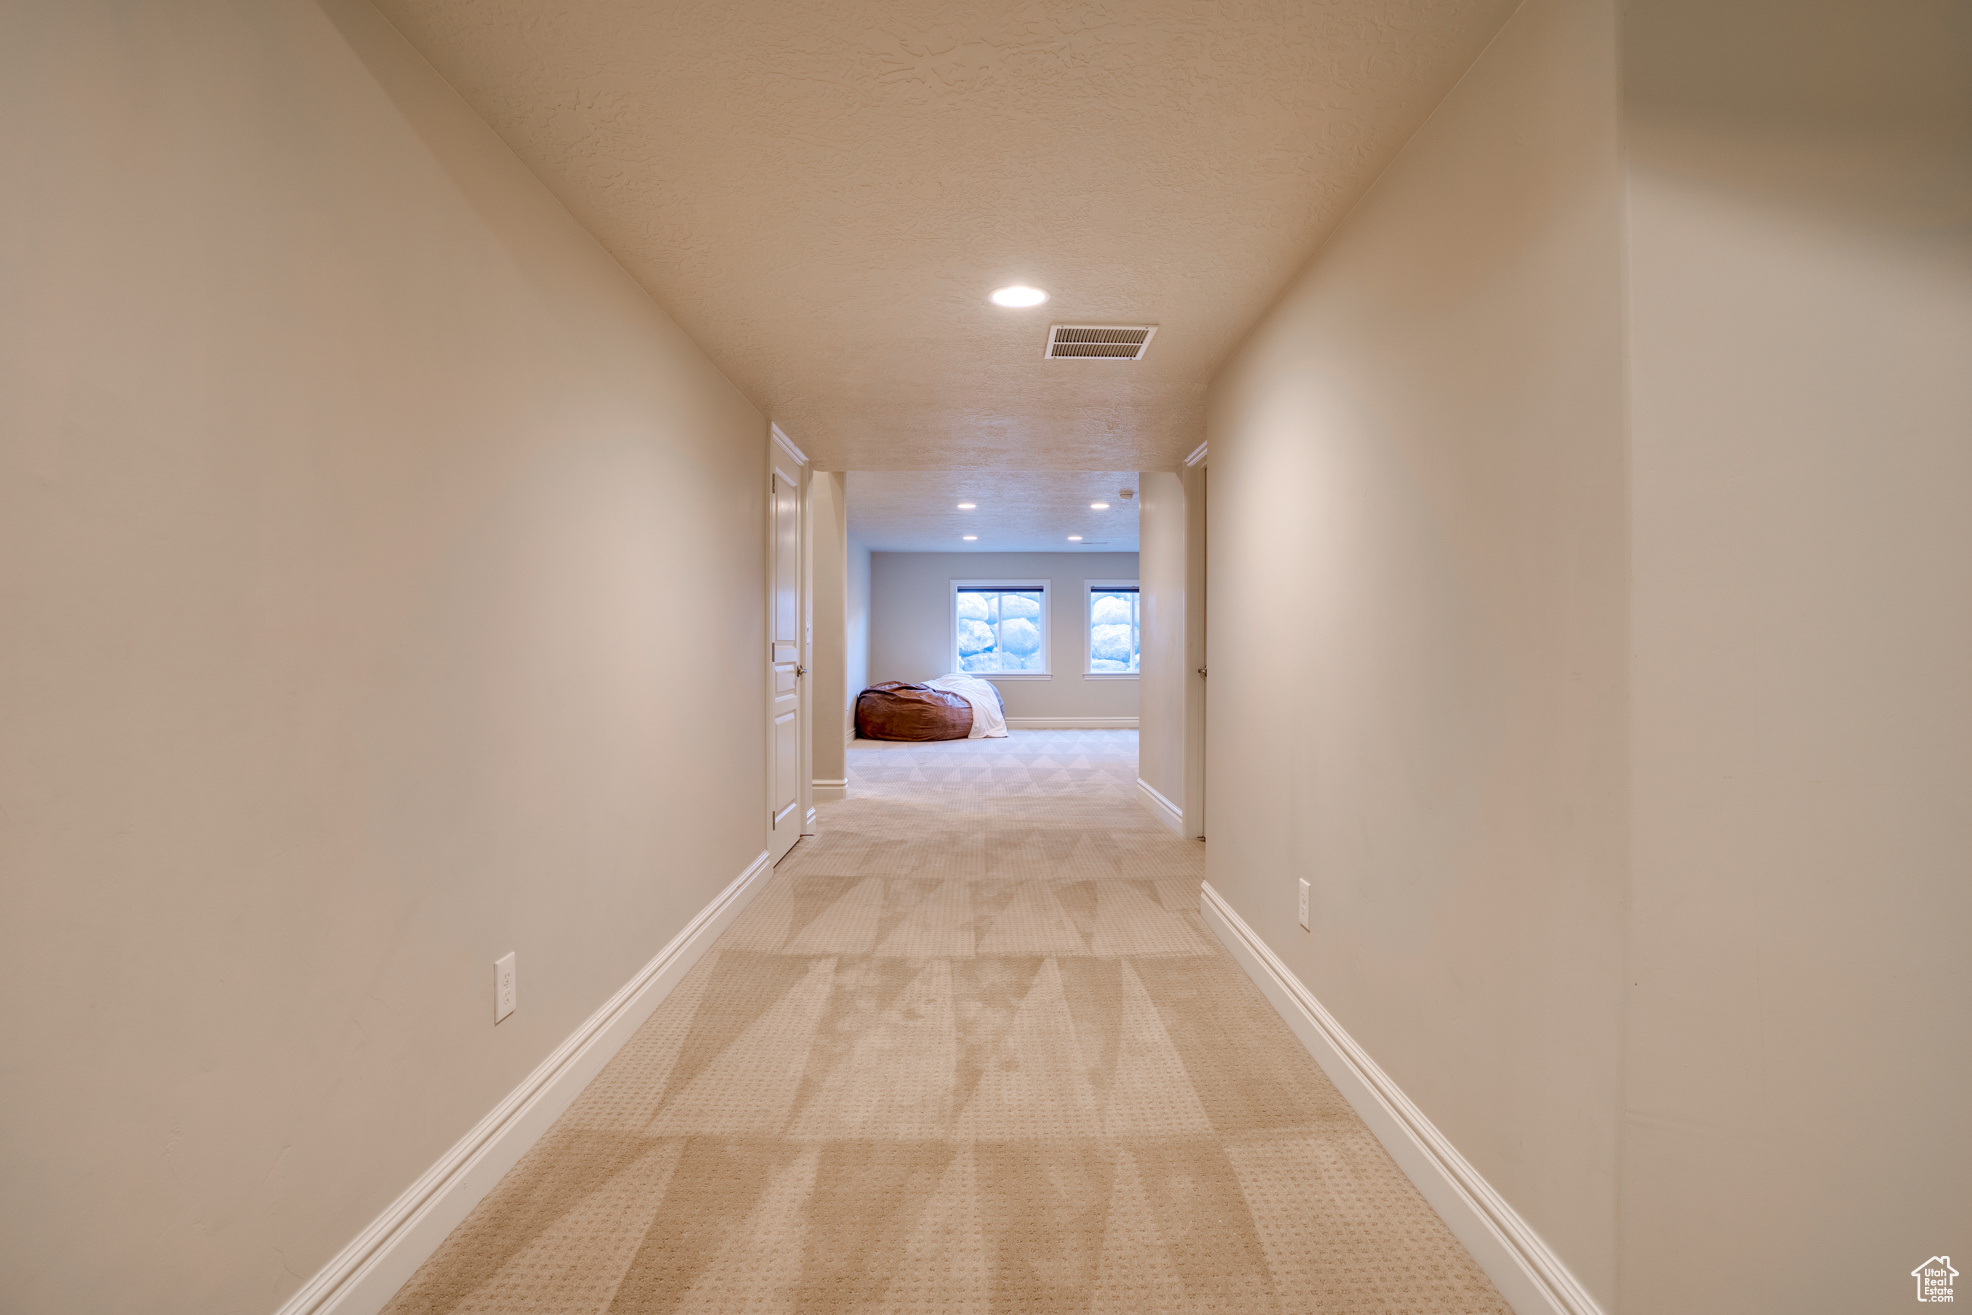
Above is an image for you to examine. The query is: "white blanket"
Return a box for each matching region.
[925,673,1007,738]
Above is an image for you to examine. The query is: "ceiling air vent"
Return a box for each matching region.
[1045,324,1158,360]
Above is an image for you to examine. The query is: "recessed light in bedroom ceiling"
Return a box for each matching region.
[989,285,1048,308]
[1067,535,1083,542]
[956,502,976,509]
[963,535,977,541]
[1090,502,1109,509]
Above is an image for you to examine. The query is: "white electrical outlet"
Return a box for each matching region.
[1298,879,1311,931]
[495,951,517,1023]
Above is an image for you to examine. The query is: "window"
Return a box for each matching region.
[953,580,1050,675]
[1086,581,1140,675]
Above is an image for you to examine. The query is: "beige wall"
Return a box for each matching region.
[1135,473,1189,808]
[868,553,1142,722]
[809,472,849,783]
[0,2,767,1312]
[1204,0,1629,1302]
[1207,0,1969,1307]
[846,531,872,721]
[1619,0,1972,1309]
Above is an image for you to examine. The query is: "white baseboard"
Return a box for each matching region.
[1199,882,1605,1315]
[811,778,847,802]
[276,849,774,1315]
[1004,716,1139,730]
[1134,777,1185,835]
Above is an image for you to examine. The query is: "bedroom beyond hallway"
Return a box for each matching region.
[379,730,1510,1312]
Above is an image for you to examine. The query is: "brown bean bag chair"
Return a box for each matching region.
[856,681,996,741]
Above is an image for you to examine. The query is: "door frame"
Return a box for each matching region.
[1183,445,1208,841]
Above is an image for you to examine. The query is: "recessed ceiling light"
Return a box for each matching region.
[989,285,1048,308]
[1090,502,1109,510]
[963,535,977,541]
[956,502,976,509]
[1067,535,1083,542]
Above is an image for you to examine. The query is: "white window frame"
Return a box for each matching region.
[1084,579,1141,679]
[951,579,1052,679]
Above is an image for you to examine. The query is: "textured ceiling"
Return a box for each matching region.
[849,471,1141,552]
[374,0,1516,470]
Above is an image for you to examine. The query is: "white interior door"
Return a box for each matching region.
[769,465,804,863]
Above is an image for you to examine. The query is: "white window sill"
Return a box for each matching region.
[1083,672,1139,680]
[975,672,1052,680]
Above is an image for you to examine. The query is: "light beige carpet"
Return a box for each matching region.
[383,731,1509,1313]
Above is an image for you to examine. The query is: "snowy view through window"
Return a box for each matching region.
[957,588,1046,672]
[1089,587,1140,673]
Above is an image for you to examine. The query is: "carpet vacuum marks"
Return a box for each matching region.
[384,731,1508,1314]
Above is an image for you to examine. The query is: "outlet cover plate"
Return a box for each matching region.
[495,951,517,1023]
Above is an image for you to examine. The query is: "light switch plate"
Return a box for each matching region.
[1297,879,1311,931]
[495,951,517,1023]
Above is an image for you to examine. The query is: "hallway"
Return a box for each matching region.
[382,732,1507,1313]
